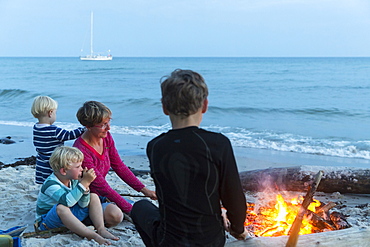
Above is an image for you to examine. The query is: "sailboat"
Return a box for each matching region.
[80,12,112,61]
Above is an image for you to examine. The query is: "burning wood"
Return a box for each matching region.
[244,194,351,235]
[241,171,351,246]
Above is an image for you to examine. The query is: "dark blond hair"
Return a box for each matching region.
[31,96,58,118]
[49,146,84,172]
[76,101,112,127]
[161,69,208,117]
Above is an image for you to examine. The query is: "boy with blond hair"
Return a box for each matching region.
[31,96,85,184]
[131,69,247,246]
[36,146,119,245]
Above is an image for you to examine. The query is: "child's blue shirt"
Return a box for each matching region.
[36,173,90,222]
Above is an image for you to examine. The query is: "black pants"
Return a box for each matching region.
[131,200,161,247]
[131,200,226,247]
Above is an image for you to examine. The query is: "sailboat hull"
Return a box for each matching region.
[80,55,113,61]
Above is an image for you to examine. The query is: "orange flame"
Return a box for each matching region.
[245,193,321,237]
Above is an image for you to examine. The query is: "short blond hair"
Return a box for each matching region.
[31,96,58,118]
[49,146,84,172]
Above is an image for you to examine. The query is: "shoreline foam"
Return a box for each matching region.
[2,124,370,171]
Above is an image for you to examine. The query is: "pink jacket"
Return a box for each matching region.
[73,132,145,212]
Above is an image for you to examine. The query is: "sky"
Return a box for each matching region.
[1,0,370,57]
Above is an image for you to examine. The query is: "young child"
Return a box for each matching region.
[131,69,248,246]
[31,96,85,184]
[35,146,119,245]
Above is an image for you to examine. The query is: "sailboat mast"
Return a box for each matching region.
[80,11,112,60]
[90,12,94,56]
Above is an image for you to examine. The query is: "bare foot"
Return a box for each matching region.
[98,228,120,241]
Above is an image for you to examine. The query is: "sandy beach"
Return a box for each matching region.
[2,124,370,246]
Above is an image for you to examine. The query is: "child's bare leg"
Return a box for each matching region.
[104,203,123,227]
[89,193,119,241]
[57,204,111,245]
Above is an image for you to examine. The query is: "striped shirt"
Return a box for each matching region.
[33,124,85,184]
[36,173,90,222]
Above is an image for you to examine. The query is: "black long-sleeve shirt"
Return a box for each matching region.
[147,126,246,246]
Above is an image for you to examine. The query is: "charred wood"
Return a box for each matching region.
[315,201,337,221]
[330,211,351,230]
[306,210,336,231]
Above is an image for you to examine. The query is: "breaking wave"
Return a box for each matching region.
[1,120,370,160]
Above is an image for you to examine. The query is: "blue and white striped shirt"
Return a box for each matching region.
[33,124,85,184]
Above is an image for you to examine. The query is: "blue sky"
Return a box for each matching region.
[1,0,370,57]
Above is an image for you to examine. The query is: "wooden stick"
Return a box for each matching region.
[120,193,146,197]
[23,227,70,238]
[285,170,324,247]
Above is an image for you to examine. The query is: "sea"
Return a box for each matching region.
[1,57,370,169]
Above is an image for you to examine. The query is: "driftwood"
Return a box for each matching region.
[286,171,323,247]
[225,226,370,247]
[239,166,370,194]
[23,212,133,239]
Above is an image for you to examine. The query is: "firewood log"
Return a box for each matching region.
[316,201,336,215]
[306,210,336,231]
[239,166,370,194]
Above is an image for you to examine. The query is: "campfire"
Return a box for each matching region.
[244,192,350,238]
[242,170,351,247]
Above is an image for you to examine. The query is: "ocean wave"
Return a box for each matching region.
[221,128,370,160]
[1,120,370,160]
[83,67,128,72]
[0,89,29,99]
[0,120,34,127]
[207,106,366,118]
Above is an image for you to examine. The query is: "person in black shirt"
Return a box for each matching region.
[131,69,247,246]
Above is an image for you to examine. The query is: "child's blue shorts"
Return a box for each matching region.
[39,203,89,231]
